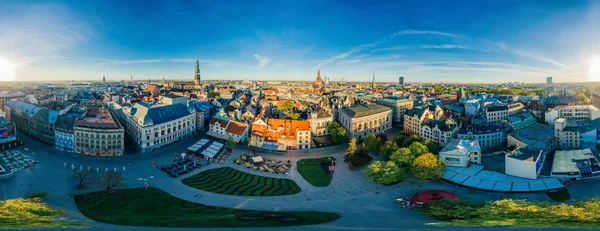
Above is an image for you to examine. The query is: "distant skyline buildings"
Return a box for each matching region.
[1,1,600,83]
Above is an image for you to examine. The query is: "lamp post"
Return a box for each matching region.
[329,157,336,176]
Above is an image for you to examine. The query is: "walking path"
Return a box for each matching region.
[1,131,600,231]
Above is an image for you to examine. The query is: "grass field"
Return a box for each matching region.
[297,157,335,187]
[182,167,301,196]
[75,188,340,228]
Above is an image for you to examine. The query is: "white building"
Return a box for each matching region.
[122,102,196,153]
[485,104,509,125]
[420,119,459,146]
[545,105,600,125]
[554,118,581,150]
[504,124,557,179]
[308,109,333,137]
[464,100,480,117]
[207,108,249,143]
[439,139,482,167]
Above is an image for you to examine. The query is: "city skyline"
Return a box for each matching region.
[1,0,600,83]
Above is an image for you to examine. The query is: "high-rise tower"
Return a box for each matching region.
[399,76,404,86]
[194,52,201,85]
[102,75,106,83]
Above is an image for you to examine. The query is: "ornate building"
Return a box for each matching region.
[338,104,392,140]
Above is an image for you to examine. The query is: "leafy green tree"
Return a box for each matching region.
[225,135,236,152]
[277,101,295,114]
[421,139,439,154]
[376,132,388,145]
[409,142,429,156]
[286,112,301,120]
[344,138,358,163]
[364,133,381,153]
[411,153,445,181]
[390,147,416,167]
[379,141,398,160]
[209,91,220,98]
[363,161,407,184]
[328,122,347,144]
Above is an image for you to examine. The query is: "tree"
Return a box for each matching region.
[344,138,358,163]
[97,172,126,193]
[277,101,295,114]
[363,161,407,184]
[364,133,381,153]
[328,122,347,144]
[409,142,429,156]
[209,91,220,99]
[376,132,388,145]
[225,135,236,152]
[379,141,398,160]
[69,169,96,190]
[390,147,415,167]
[411,153,445,181]
[286,112,301,120]
[421,139,439,154]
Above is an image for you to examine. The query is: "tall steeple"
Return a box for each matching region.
[194,51,201,85]
[372,71,375,89]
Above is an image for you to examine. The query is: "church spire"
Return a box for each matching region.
[194,50,201,85]
[372,71,375,89]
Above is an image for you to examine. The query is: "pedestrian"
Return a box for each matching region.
[123,166,126,171]
[64,162,66,167]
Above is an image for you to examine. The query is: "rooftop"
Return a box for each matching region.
[509,123,554,151]
[341,104,391,118]
[552,149,597,174]
[75,107,120,129]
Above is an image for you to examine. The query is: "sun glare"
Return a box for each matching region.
[0,57,16,81]
[589,56,600,82]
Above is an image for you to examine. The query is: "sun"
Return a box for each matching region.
[0,57,16,81]
[589,56,600,82]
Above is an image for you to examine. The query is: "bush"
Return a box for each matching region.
[420,199,481,221]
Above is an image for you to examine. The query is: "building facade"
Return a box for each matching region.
[338,104,392,140]
[420,119,459,146]
[123,102,196,153]
[74,108,125,156]
[308,109,333,137]
[457,125,505,152]
[374,96,413,125]
[554,118,581,150]
[55,116,75,153]
[545,105,600,125]
[485,105,509,125]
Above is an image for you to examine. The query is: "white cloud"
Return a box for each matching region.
[420,44,469,49]
[392,29,470,41]
[486,41,568,68]
[314,29,468,69]
[374,54,402,60]
[253,54,271,68]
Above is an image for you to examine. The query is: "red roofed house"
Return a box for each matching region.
[249,118,311,151]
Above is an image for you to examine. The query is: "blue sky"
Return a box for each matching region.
[1,0,600,83]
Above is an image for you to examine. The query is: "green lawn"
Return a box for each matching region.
[182,167,301,196]
[0,197,81,229]
[74,188,340,228]
[297,157,335,187]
